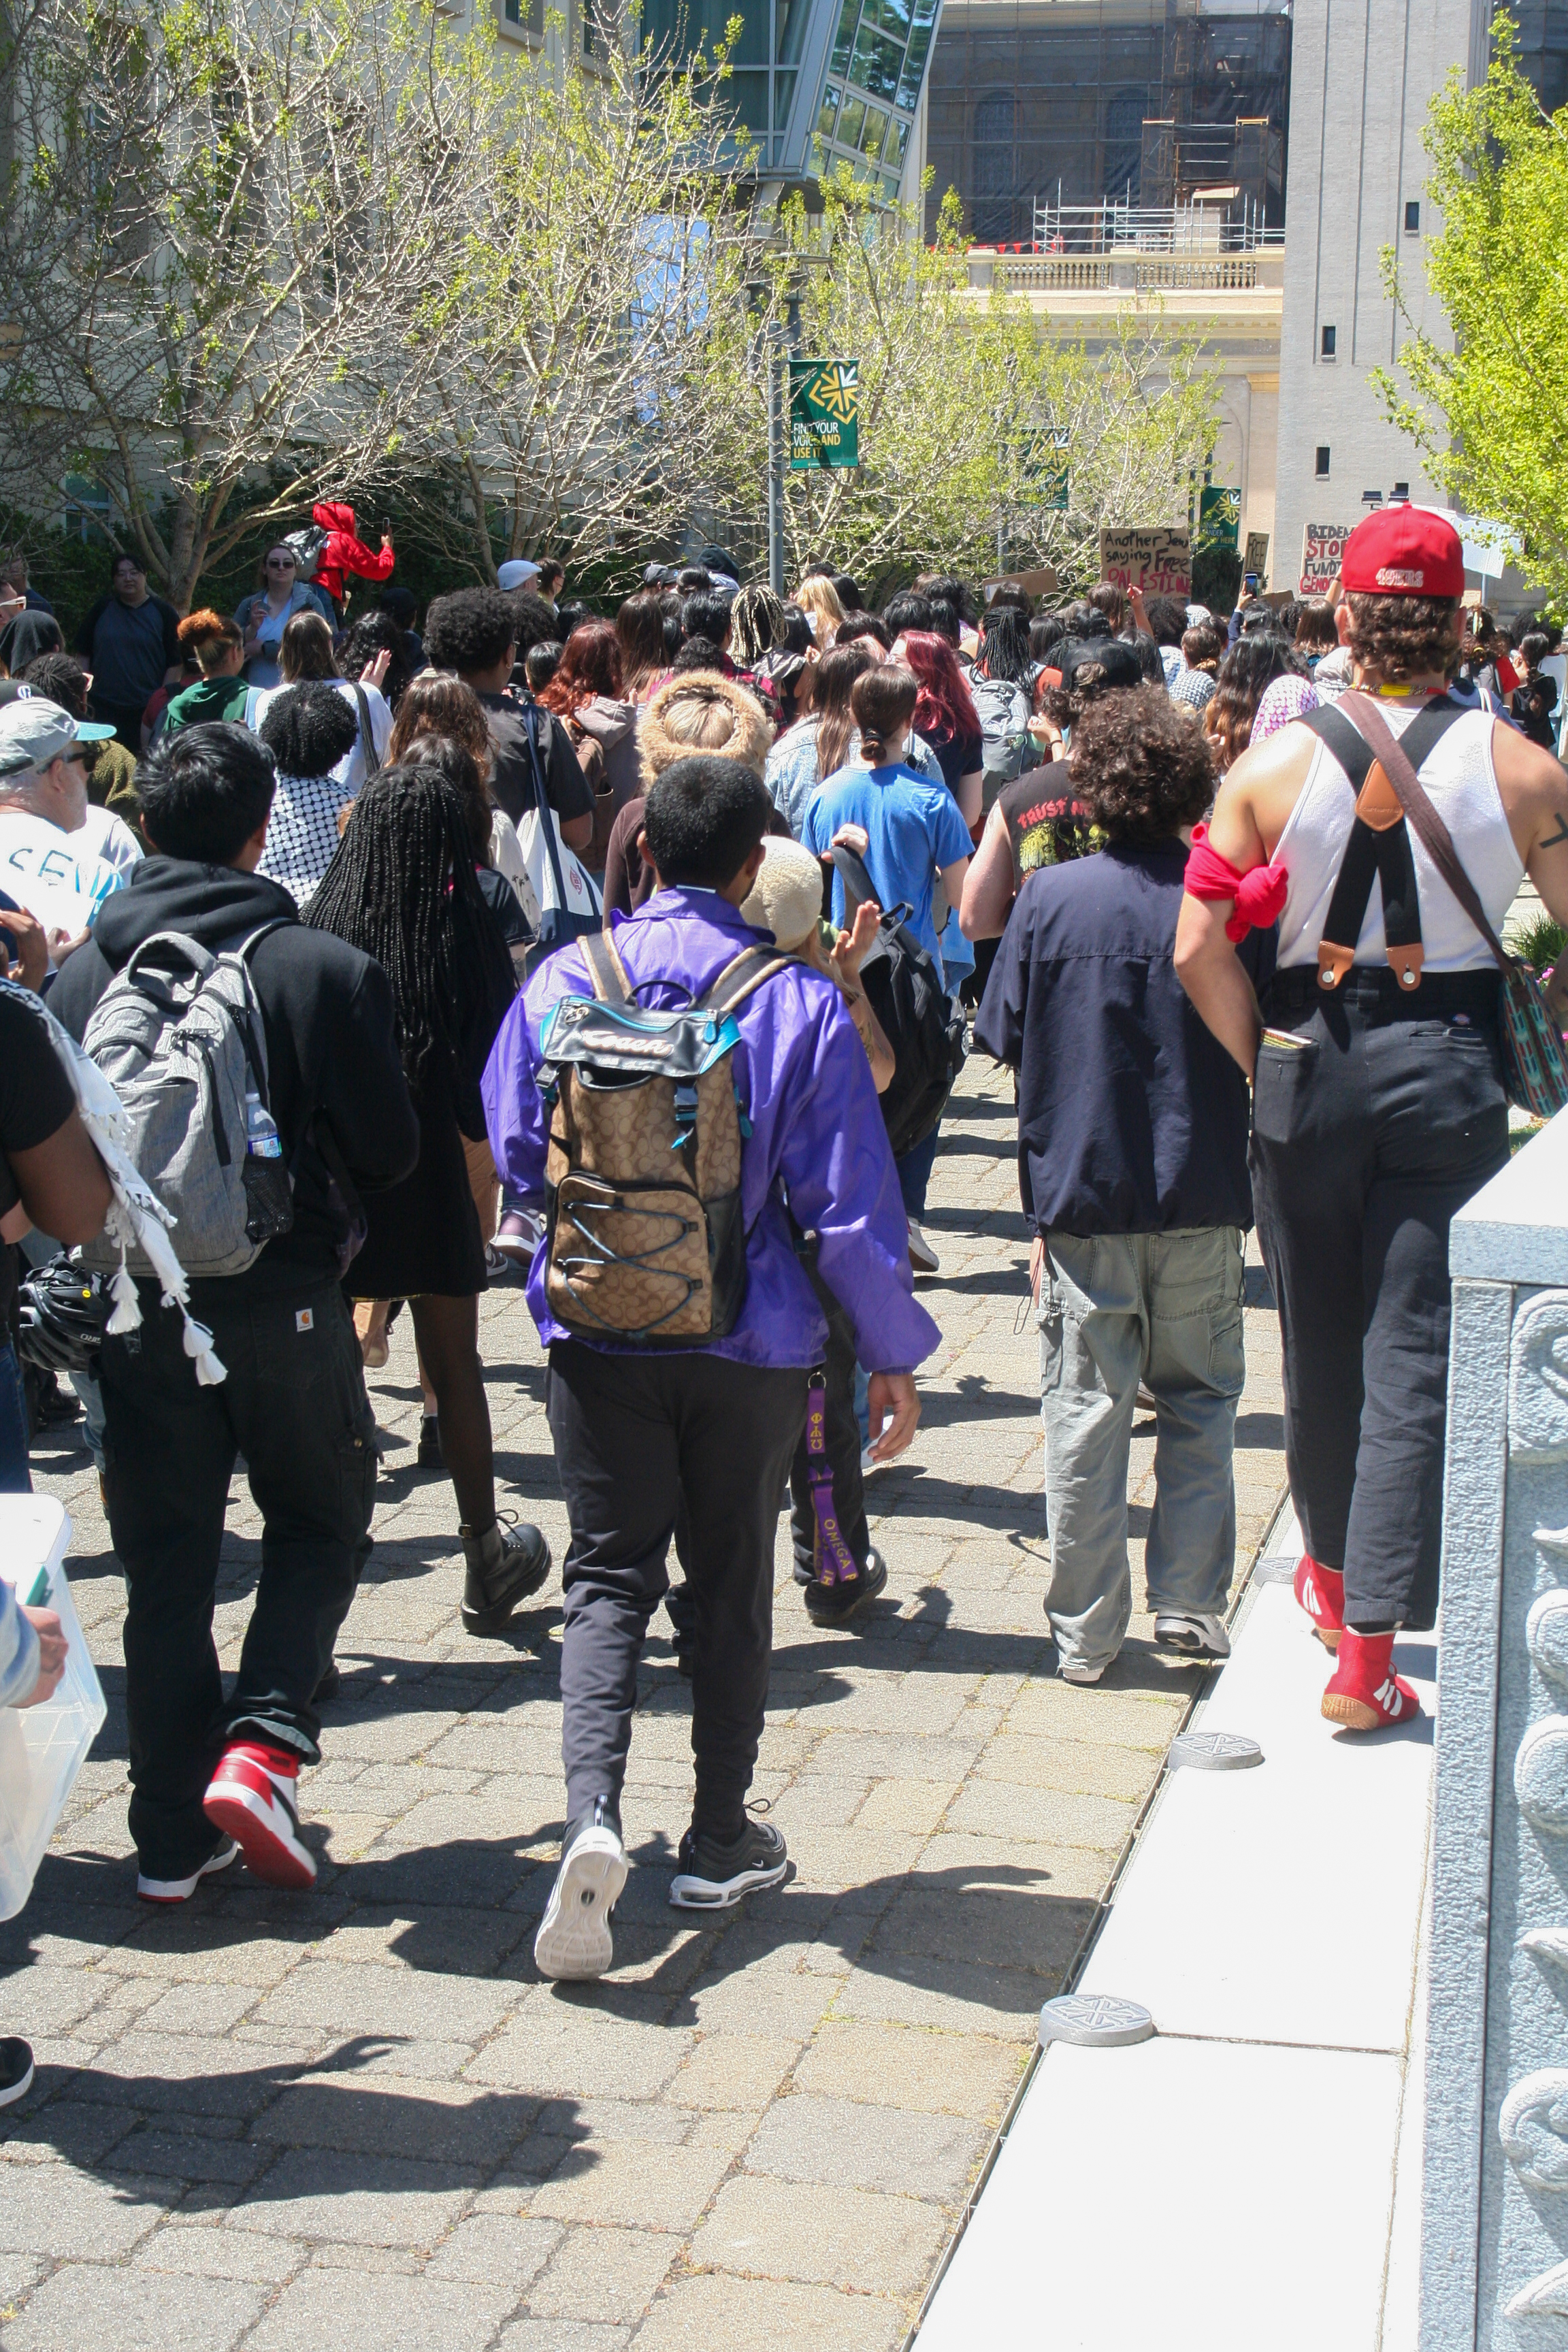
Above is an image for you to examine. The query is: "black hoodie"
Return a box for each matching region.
[49,858,419,1301]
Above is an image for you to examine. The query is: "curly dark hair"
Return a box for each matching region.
[424,587,517,676]
[340,610,414,710]
[1203,634,1307,772]
[258,681,358,779]
[1068,685,1216,844]
[1343,592,1461,685]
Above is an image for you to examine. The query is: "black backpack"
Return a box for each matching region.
[830,843,966,1160]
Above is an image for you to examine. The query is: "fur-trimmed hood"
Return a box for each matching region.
[638,670,773,788]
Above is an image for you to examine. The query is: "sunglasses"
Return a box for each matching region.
[266,557,296,569]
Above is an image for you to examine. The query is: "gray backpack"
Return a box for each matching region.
[971,675,1035,804]
[77,928,294,1281]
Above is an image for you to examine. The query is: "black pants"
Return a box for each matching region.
[99,1279,377,1878]
[1251,968,1508,1631]
[546,1341,806,1835]
[789,1280,869,1585]
[88,695,149,755]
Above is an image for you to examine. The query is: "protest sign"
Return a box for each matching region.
[1098,525,1191,595]
[1300,521,1353,594]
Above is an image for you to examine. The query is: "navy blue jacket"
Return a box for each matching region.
[975,838,1252,1236]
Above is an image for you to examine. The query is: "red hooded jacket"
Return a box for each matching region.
[311,501,395,608]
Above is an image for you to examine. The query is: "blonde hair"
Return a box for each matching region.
[795,574,845,645]
[638,672,773,784]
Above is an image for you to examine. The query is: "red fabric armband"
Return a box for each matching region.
[1185,822,1288,943]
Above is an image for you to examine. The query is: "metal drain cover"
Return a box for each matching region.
[1169,1731,1263,1772]
[1037,1993,1154,2050]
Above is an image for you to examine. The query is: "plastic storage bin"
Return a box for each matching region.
[0,1495,108,1921]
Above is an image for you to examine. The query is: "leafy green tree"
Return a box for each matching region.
[0,0,479,609]
[1375,29,1568,595]
[403,16,762,583]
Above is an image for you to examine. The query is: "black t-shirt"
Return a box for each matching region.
[998,766,1092,892]
[475,864,532,951]
[0,981,78,1334]
[1510,676,1558,749]
[925,723,984,801]
[475,689,595,833]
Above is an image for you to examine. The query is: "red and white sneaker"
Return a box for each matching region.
[1294,1555,1345,1652]
[203,1742,316,1890]
[137,1838,239,1906]
[1321,1631,1422,1732]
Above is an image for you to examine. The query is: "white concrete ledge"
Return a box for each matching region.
[1450,1107,1568,1286]
[915,1508,1435,2352]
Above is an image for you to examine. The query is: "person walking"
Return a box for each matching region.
[536,620,640,866]
[74,554,183,749]
[485,753,937,1978]
[307,762,551,1635]
[977,687,1250,1682]
[422,588,595,851]
[801,665,972,1274]
[254,682,362,907]
[1175,505,1568,1730]
[48,722,419,1899]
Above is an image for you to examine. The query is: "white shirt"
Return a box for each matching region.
[247,679,393,796]
[0,808,124,958]
[76,803,144,878]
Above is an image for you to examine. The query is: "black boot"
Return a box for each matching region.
[459,1515,551,1633]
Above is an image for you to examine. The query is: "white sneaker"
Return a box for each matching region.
[1154,1612,1232,1661]
[534,1800,627,1982]
[906,1220,941,1275]
[1058,1659,1105,1685]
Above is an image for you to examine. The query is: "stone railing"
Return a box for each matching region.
[971,250,1279,297]
[1421,1108,1568,2346]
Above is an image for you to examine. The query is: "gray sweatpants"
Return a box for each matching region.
[1036,1226,1245,1673]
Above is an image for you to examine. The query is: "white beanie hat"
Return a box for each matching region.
[739,836,826,953]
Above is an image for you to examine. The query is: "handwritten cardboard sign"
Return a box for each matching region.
[1098,525,1192,596]
[1300,521,1354,595]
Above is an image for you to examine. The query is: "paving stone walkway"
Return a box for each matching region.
[1,1055,1285,2351]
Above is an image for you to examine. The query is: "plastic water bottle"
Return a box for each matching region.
[241,1087,293,1244]
[244,1088,283,1159]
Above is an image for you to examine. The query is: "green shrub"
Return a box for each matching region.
[1515,910,1567,975]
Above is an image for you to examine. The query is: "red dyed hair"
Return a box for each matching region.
[538,618,624,719]
[898,628,980,744]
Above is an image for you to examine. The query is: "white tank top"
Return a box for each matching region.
[1274,702,1523,973]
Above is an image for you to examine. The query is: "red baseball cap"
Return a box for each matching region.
[1341,504,1465,598]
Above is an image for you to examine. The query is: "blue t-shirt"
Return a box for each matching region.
[802,762,973,963]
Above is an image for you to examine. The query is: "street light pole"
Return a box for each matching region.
[768,327,785,598]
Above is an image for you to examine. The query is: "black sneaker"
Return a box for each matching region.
[417,1415,443,1469]
[0,2038,35,2109]
[669,1817,788,1910]
[804,1548,887,1627]
[534,1797,627,1980]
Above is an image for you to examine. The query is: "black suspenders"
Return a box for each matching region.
[1296,698,1468,992]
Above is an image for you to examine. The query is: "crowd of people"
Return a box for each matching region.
[2,498,1567,2076]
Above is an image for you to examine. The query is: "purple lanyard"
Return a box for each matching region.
[806,1369,860,1586]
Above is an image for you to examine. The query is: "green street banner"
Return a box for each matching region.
[1198,485,1241,549]
[789,360,860,471]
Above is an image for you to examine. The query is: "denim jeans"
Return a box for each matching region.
[0,1341,30,1494]
[99,1279,377,1880]
[1036,1225,1245,1671]
[896,1122,942,1220]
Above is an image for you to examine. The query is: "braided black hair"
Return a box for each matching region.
[306,760,515,1085]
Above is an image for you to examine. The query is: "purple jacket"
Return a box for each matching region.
[482,889,941,1375]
